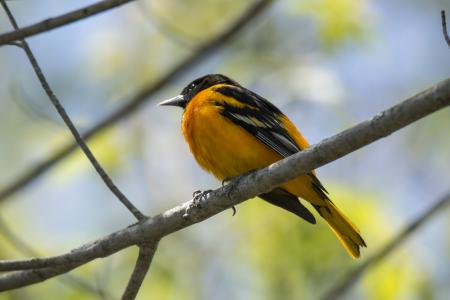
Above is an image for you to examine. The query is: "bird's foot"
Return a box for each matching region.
[222,170,256,202]
[222,172,257,216]
[183,189,213,219]
[192,189,213,207]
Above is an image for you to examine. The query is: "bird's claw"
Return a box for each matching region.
[192,189,212,207]
[183,190,213,219]
[187,189,212,212]
[231,206,237,216]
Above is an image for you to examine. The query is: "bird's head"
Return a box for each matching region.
[158,74,237,109]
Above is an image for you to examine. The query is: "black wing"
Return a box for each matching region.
[214,85,300,157]
[215,84,329,201]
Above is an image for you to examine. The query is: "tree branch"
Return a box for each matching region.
[0,0,274,203]
[320,192,450,300]
[442,10,450,48]
[121,243,158,300]
[0,262,82,291]
[0,215,110,297]
[1,0,145,221]
[0,77,448,290]
[0,0,135,46]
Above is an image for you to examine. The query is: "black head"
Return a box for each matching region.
[158,74,237,108]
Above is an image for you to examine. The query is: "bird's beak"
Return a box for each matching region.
[158,95,186,107]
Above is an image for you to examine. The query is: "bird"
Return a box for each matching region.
[159,74,366,258]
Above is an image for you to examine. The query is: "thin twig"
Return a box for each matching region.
[121,243,158,300]
[0,0,135,46]
[320,192,450,300]
[0,0,274,203]
[0,0,145,221]
[0,77,448,290]
[0,215,110,298]
[442,10,450,48]
[0,262,83,291]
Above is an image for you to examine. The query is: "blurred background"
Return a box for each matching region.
[0,0,449,299]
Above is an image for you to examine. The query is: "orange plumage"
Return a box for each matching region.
[160,74,366,258]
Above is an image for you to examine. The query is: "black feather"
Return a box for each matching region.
[215,85,301,157]
[214,83,330,218]
[259,189,316,224]
[178,74,330,223]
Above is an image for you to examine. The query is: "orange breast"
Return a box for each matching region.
[182,87,323,204]
[182,88,279,180]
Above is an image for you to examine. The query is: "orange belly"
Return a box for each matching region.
[182,88,323,204]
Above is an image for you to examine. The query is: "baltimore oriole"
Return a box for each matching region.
[159,74,366,258]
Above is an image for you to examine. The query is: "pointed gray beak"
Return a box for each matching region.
[158,95,186,107]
